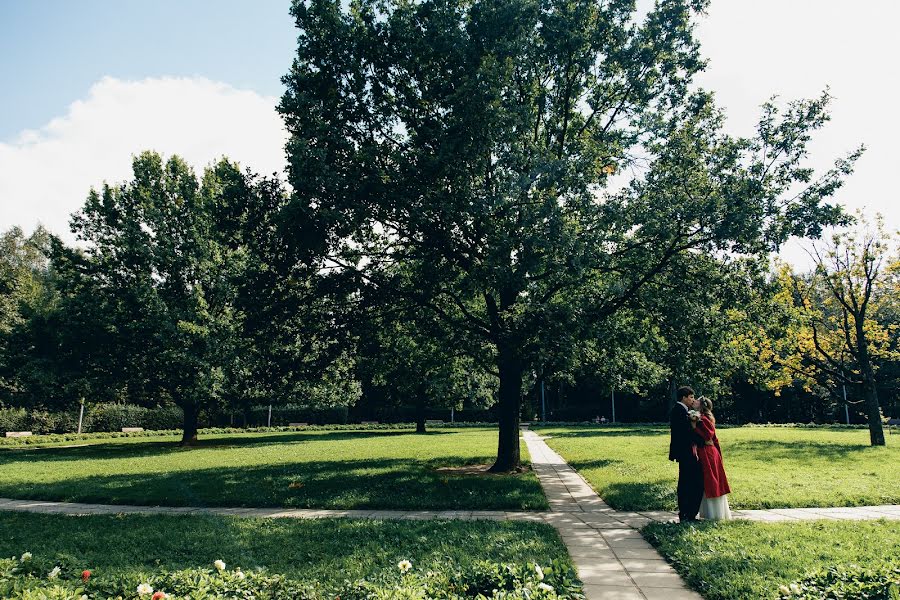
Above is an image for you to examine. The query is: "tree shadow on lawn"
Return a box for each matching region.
[0,457,548,511]
[0,429,458,462]
[0,511,566,584]
[598,480,676,512]
[724,439,882,461]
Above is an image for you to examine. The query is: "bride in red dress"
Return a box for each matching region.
[691,397,732,520]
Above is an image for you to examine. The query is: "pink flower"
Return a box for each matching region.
[82,570,91,582]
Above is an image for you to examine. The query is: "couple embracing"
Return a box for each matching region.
[668,386,732,523]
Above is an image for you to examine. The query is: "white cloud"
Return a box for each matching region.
[690,1,900,270]
[0,76,288,244]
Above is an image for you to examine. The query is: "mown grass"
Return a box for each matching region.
[0,428,547,510]
[642,519,900,600]
[538,425,899,510]
[0,510,571,588]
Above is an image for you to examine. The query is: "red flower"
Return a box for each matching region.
[151,592,168,600]
[82,570,91,582]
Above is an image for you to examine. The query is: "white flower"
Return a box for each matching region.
[534,565,544,581]
[790,583,802,594]
[80,595,88,600]
[537,582,554,593]
[235,568,246,580]
[778,585,791,596]
[137,583,154,596]
[214,559,226,571]
[48,566,61,579]
[397,559,412,573]
[20,552,32,562]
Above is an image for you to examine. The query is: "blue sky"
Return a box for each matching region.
[0,0,297,140]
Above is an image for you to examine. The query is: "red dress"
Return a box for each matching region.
[694,415,731,498]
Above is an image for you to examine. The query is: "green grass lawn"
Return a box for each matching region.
[642,519,900,600]
[537,425,899,510]
[0,428,547,510]
[0,510,571,591]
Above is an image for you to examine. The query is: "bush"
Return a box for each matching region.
[0,554,584,600]
[778,563,900,600]
[0,422,500,447]
[0,407,29,434]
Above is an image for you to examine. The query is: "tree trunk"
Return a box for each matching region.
[415,395,426,434]
[181,402,199,446]
[490,340,522,472]
[856,324,886,446]
[857,367,885,446]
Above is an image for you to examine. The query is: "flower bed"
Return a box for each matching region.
[777,564,900,600]
[1,553,584,600]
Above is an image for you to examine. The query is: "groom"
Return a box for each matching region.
[669,385,704,523]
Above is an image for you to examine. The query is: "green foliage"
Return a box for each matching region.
[280,0,857,468]
[0,408,28,433]
[0,226,62,407]
[0,555,581,600]
[0,512,575,597]
[642,519,900,600]
[0,422,503,447]
[778,563,900,600]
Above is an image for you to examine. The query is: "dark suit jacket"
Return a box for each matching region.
[669,402,704,462]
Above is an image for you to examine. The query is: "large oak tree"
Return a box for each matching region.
[279,0,858,470]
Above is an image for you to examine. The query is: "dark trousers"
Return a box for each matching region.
[677,457,703,521]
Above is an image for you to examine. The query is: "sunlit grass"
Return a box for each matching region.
[643,518,900,600]
[0,428,547,510]
[0,510,571,589]
[537,425,899,510]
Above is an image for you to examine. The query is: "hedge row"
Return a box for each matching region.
[0,404,184,435]
[0,422,499,446]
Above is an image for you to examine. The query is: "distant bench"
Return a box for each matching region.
[361,421,379,425]
[121,427,144,433]
[288,422,308,427]
[425,420,443,425]
[4,431,32,438]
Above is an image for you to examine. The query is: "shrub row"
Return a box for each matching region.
[778,563,900,600]
[1,554,583,600]
[0,404,184,435]
[0,422,500,447]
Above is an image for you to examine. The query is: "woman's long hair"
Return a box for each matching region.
[698,396,715,424]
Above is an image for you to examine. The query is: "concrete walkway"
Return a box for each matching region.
[522,430,702,600]
[1,431,898,600]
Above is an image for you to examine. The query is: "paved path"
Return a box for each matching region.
[1,431,898,600]
[522,430,702,600]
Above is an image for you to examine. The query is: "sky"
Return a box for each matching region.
[1,0,897,269]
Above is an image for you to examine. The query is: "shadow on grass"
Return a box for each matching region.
[0,429,458,461]
[0,456,548,511]
[600,480,676,512]
[724,439,876,460]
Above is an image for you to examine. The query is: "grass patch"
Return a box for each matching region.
[0,510,571,590]
[538,425,899,510]
[642,518,900,600]
[0,428,547,510]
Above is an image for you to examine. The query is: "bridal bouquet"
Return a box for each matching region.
[687,409,701,421]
